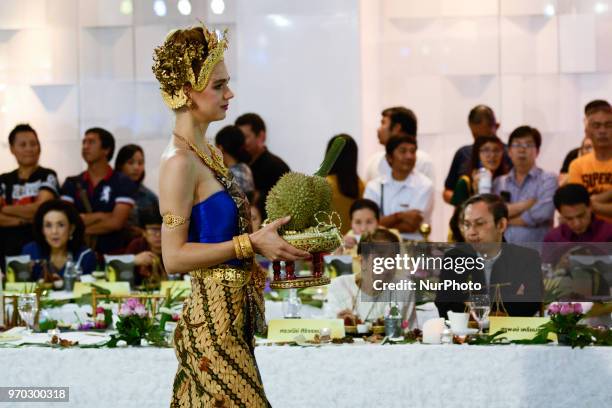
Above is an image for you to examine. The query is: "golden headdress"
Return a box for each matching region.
[152,25,228,109]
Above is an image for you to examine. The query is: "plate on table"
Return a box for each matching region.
[0,327,27,342]
[92,271,106,279]
[451,328,478,336]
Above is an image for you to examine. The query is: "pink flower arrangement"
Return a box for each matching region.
[548,302,583,316]
[544,302,593,347]
[119,298,148,318]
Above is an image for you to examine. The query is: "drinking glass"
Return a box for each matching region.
[18,293,38,333]
[468,294,490,335]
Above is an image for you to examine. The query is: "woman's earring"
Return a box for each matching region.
[185,92,194,109]
[70,234,73,240]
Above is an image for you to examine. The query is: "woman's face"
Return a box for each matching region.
[121,150,145,183]
[144,224,162,253]
[43,210,73,251]
[11,131,40,168]
[188,60,234,123]
[351,208,379,236]
[478,141,503,172]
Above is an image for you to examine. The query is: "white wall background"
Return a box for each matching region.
[1,0,611,241]
[0,0,360,195]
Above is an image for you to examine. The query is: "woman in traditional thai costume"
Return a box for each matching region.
[153,26,309,407]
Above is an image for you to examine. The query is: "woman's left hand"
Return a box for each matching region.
[249,216,311,261]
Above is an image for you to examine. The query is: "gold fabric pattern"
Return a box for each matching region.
[190,266,251,288]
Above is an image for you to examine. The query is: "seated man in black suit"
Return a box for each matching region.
[436,194,542,319]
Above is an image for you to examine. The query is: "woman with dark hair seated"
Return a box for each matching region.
[115,144,159,237]
[324,228,417,328]
[449,135,509,242]
[22,199,96,280]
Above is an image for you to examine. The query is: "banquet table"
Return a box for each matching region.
[1,342,610,408]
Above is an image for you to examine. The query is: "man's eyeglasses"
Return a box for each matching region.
[510,143,536,150]
[460,219,490,231]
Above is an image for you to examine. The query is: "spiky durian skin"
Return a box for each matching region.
[265,172,318,231]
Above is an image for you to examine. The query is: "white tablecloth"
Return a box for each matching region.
[1,343,610,408]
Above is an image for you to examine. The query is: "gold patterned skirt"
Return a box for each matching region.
[170,265,270,408]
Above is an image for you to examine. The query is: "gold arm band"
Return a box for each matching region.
[238,233,254,259]
[162,213,188,229]
[232,236,244,260]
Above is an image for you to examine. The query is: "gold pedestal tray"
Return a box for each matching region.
[267,224,341,290]
[269,275,330,290]
[281,227,342,253]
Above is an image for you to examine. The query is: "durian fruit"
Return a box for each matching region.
[265,137,346,232]
[265,173,318,231]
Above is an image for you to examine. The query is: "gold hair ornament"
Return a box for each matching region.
[152,26,229,109]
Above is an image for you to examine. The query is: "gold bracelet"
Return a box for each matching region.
[238,233,254,259]
[232,236,244,260]
[238,234,255,258]
[162,212,188,229]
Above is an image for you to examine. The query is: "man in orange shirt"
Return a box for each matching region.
[568,100,612,221]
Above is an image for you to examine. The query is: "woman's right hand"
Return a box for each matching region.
[249,216,311,261]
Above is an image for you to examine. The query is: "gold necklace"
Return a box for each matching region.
[173,133,229,178]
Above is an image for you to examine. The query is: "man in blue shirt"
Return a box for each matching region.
[493,126,557,244]
[61,128,136,256]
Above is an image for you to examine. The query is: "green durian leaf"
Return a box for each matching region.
[314,136,346,177]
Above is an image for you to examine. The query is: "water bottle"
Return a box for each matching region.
[282,288,302,319]
[477,167,492,194]
[63,255,77,292]
[384,302,402,338]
